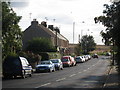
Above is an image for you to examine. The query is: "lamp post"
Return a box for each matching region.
[73,22,75,44]
[53,19,58,50]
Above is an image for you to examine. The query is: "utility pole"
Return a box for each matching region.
[45,17,48,22]
[112,40,115,65]
[53,19,58,50]
[78,34,80,43]
[73,22,75,44]
[29,13,32,22]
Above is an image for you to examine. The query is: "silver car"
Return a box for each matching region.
[75,56,85,63]
[36,60,55,72]
[50,59,63,70]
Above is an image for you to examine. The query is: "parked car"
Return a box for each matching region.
[36,60,55,72]
[61,56,76,67]
[50,59,63,70]
[71,57,77,66]
[3,56,33,79]
[92,54,98,58]
[84,55,91,61]
[106,52,111,56]
[87,55,91,60]
[81,56,86,62]
[83,55,89,61]
[75,56,84,63]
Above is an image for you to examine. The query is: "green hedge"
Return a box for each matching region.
[39,52,61,61]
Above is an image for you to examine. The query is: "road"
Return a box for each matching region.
[2,56,111,88]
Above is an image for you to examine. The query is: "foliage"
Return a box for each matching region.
[2,2,22,60]
[94,1,120,72]
[26,37,57,53]
[94,2,120,46]
[75,44,82,56]
[81,35,96,54]
[18,51,41,68]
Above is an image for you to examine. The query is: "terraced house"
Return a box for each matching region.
[22,19,69,53]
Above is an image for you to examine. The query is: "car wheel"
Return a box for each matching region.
[21,70,26,79]
[61,67,63,70]
[29,70,32,77]
[29,74,32,77]
[49,69,52,72]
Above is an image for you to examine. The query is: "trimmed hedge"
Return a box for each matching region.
[39,52,61,61]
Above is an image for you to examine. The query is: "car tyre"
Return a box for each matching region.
[61,67,63,70]
[21,70,26,79]
[49,69,52,73]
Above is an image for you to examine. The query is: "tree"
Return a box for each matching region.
[81,35,96,54]
[75,44,82,56]
[26,37,57,53]
[2,2,22,59]
[94,1,120,72]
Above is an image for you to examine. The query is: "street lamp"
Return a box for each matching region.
[73,22,75,44]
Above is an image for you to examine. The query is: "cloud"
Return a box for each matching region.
[10,2,29,8]
[11,0,110,44]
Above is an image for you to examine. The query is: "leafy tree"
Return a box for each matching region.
[26,37,57,53]
[81,35,96,54]
[94,1,120,72]
[75,44,82,56]
[2,2,22,59]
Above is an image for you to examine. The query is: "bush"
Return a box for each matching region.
[25,37,57,53]
[38,52,49,61]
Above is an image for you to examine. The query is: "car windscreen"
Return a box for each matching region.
[50,60,59,63]
[61,59,69,62]
[75,57,82,59]
[41,61,50,64]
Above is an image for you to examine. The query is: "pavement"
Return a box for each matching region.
[103,65,120,89]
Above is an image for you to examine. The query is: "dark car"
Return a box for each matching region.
[106,52,111,56]
[92,54,98,58]
[3,56,33,79]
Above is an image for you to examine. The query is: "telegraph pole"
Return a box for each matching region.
[29,13,32,22]
[73,22,75,44]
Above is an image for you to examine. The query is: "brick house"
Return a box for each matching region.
[22,19,69,52]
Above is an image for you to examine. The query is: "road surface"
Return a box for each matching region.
[2,56,111,89]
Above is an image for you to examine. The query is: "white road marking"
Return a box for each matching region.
[83,70,87,72]
[56,78,66,82]
[69,74,76,77]
[35,83,51,88]
[84,80,98,83]
[78,72,81,73]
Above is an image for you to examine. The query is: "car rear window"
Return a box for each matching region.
[61,59,69,62]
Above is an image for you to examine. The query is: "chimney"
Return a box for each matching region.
[54,27,60,33]
[31,19,39,26]
[41,21,47,27]
[48,25,54,31]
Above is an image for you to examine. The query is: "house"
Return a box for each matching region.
[22,19,69,52]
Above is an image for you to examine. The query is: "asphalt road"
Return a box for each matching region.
[2,56,111,88]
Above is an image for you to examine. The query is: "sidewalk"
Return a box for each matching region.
[103,66,120,88]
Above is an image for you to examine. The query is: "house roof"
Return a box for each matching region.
[38,23,69,41]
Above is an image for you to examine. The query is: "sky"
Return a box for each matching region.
[10,0,112,45]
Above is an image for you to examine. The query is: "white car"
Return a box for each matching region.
[75,56,85,63]
[36,60,55,72]
[50,59,63,70]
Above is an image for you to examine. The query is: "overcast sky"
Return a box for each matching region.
[10,0,111,45]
